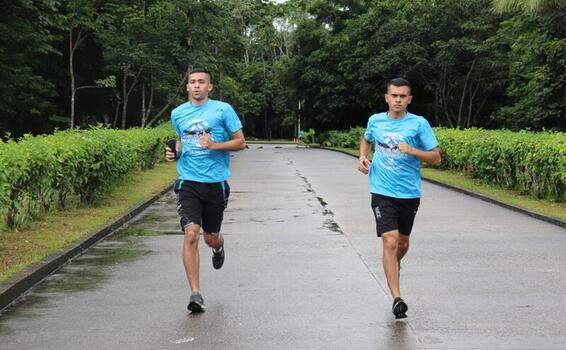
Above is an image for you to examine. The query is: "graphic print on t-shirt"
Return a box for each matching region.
[377,132,407,171]
[182,119,213,156]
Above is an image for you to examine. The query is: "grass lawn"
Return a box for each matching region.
[421,167,566,221]
[0,162,177,282]
[324,146,566,222]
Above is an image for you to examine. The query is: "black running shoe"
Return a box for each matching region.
[187,292,206,313]
[212,246,225,269]
[392,297,408,319]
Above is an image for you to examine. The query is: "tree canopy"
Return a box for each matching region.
[1,0,564,138]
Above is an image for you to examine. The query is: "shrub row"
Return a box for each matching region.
[434,128,566,201]
[309,127,566,202]
[300,127,366,149]
[0,124,175,229]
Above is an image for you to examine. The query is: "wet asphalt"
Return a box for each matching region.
[0,144,565,349]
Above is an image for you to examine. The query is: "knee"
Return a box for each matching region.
[184,227,200,246]
[382,236,399,252]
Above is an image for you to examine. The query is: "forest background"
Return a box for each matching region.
[1,0,565,139]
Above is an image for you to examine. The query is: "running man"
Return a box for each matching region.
[166,69,246,313]
[358,77,441,319]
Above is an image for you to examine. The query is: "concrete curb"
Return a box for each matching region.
[314,146,566,230]
[0,185,172,311]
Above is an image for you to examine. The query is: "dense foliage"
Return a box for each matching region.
[1,0,564,138]
[0,124,174,229]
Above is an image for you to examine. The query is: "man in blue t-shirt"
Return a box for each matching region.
[358,78,441,319]
[165,69,246,313]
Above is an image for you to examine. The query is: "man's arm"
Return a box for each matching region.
[200,130,246,151]
[398,144,441,165]
[358,137,372,174]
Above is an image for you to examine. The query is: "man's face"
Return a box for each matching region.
[186,72,213,101]
[384,85,412,114]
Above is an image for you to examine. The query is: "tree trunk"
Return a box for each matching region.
[121,73,128,129]
[121,66,143,129]
[141,77,155,127]
[113,95,121,128]
[146,76,154,125]
[458,59,476,128]
[69,28,87,129]
[69,29,76,129]
[141,82,146,127]
[147,103,170,127]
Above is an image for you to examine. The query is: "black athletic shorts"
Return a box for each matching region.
[175,180,230,234]
[371,193,420,237]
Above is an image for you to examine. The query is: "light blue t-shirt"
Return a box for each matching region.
[171,99,243,183]
[364,111,439,198]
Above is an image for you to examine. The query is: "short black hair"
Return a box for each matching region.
[387,77,411,93]
[188,69,212,82]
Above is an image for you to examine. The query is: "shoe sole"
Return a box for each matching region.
[188,301,205,313]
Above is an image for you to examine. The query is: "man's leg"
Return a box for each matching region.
[381,230,402,299]
[204,232,225,270]
[373,193,410,318]
[382,230,410,319]
[176,180,208,312]
[202,181,228,270]
[183,224,201,292]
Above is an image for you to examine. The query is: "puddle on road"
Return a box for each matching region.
[323,219,344,234]
[0,225,156,324]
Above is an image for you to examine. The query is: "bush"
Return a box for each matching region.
[435,128,566,201]
[0,123,175,229]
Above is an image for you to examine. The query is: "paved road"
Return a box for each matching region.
[1,145,565,349]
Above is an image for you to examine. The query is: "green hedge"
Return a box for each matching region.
[312,127,566,202]
[0,123,175,229]
[435,128,566,201]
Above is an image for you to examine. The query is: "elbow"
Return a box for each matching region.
[238,139,246,151]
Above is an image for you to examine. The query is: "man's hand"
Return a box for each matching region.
[398,142,413,155]
[165,146,176,162]
[199,132,214,149]
[358,156,371,175]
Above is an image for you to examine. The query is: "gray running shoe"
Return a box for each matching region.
[392,297,408,319]
[212,246,225,269]
[188,292,206,313]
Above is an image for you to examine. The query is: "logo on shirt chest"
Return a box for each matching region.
[181,119,213,155]
[376,132,407,170]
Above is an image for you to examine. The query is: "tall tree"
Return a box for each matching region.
[136,0,191,127]
[0,0,60,137]
[491,0,565,130]
[61,0,101,129]
[96,2,149,129]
